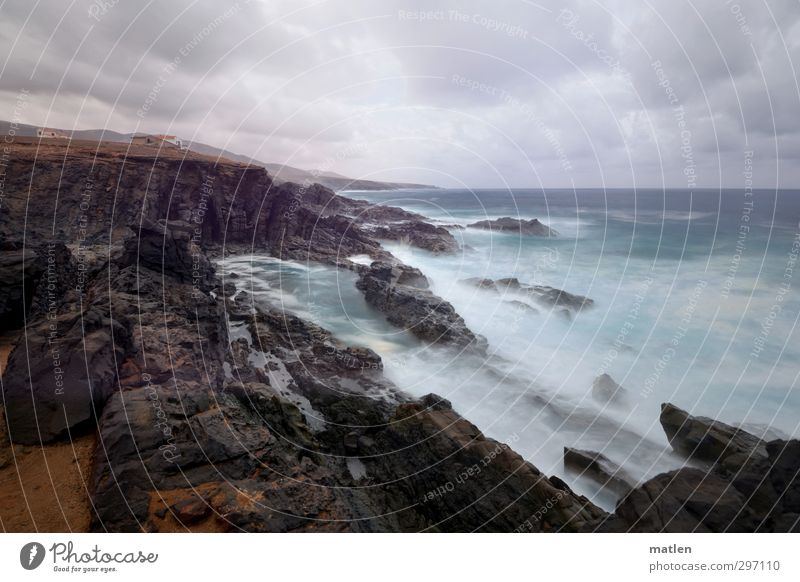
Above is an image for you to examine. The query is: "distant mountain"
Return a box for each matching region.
[0,121,437,191]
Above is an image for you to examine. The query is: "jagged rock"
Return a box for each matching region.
[0,247,40,328]
[602,439,800,532]
[592,374,628,406]
[365,395,607,532]
[660,403,767,465]
[523,285,593,310]
[468,217,557,237]
[2,138,611,533]
[357,262,486,351]
[463,275,593,312]
[123,219,214,291]
[605,468,761,532]
[563,447,634,496]
[369,220,460,254]
[0,242,79,329]
[2,304,132,445]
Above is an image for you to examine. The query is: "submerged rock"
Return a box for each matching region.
[468,217,557,237]
[460,275,593,313]
[592,374,629,406]
[459,277,498,291]
[522,285,593,310]
[505,299,538,314]
[563,447,635,496]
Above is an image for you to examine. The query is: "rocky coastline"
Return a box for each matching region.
[0,138,797,532]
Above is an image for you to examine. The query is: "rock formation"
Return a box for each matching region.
[2,138,797,534]
[660,402,767,466]
[459,275,593,314]
[358,262,487,352]
[467,217,557,237]
[563,447,635,496]
[595,404,799,532]
[592,374,629,406]
[0,138,594,532]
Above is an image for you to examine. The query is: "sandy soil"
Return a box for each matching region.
[0,434,95,532]
[0,330,16,376]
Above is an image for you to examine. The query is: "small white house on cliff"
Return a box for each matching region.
[36,127,67,138]
[130,134,186,149]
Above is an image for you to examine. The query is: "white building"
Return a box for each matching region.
[130,134,186,149]
[37,128,67,138]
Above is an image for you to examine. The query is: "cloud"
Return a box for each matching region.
[1,0,798,187]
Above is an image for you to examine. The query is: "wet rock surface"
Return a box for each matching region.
[358,262,487,352]
[660,402,767,465]
[0,139,604,532]
[367,220,460,254]
[460,275,594,314]
[595,405,800,532]
[467,217,557,237]
[563,447,635,497]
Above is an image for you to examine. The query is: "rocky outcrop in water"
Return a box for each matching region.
[459,275,593,315]
[367,220,460,254]
[595,404,800,532]
[564,447,634,497]
[603,439,800,532]
[467,217,557,237]
[592,374,629,407]
[660,402,767,466]
[357,262,487,352]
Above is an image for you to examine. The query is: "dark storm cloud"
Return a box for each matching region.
[1,0,798,187]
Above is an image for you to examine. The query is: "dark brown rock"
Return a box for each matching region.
[365,395,607,532]
[660,403,767,465]
[607,468,761,532]
[171,497,212,525]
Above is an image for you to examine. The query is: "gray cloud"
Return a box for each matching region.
[1,0,798,188]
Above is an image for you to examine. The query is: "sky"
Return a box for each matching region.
[1,0,799,188]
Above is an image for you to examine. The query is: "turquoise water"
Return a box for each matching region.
[222,188,800,509]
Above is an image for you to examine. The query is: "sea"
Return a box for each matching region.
[220,188,800,509]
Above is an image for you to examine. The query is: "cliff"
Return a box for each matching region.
[0,138,601,532]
